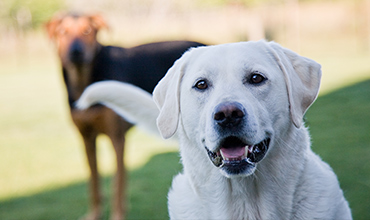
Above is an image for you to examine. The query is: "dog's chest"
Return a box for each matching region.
[193,178,275,220]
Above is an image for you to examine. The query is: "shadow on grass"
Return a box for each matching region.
[0,152,181,220]
[1,79,369,220]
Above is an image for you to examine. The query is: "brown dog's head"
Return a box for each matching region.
[45,12,107,66]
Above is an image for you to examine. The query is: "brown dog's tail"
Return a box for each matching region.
[76,81,162,137]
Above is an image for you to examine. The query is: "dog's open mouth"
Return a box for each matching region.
[205,136,271,170]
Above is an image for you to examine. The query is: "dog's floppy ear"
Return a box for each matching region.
[153,50,192,139]
[45,15,63,40]
[267,42,322,128]
[89,14,108,30]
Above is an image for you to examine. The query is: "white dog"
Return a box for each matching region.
[77,41,352,220]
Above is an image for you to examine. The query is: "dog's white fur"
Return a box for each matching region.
[77,41,352,220]
[77,81,160,136]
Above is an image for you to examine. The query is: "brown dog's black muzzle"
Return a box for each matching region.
[68,39,85,64]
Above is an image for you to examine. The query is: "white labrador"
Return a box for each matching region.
[77,41,352,220]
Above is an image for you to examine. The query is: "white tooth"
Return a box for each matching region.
[220,150,226,160]
[248,145,254,153]
[244,145,249,157]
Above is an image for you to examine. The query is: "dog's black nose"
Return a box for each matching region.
[213,102,245,128]
[69,39,85,64]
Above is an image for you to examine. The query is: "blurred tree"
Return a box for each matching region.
[355,0,370,52]
[0,0,65,32]
[199,0,284,7]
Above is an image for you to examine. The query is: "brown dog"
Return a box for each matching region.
[46,12,205,220]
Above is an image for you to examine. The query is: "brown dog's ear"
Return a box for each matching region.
[267,42,322,128]
[45,15,63,40]
[153,50,193,139]
[89,14,108,30]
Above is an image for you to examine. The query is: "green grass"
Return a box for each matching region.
[306,79,370,220]
[0,152,181,220]
[0,42,369,219]
[0,50,181,219]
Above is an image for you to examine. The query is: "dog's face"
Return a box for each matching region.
[46,13,107,66]
[154,41,321,178]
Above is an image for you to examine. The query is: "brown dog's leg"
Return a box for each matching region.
[82,132,102,220]
[110,135,126,220]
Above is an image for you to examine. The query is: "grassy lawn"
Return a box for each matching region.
[0,49,180,219]
[307,79,370,219]
[0,41,369,219]
[0,152,181,220]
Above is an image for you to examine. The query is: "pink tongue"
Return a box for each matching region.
[220,146,245,159]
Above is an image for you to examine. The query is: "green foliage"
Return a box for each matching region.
[0,0,64,31]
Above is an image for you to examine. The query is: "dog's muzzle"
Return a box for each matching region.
[205,136,270,169]
[68,39,86,64]
[205,102,270,175]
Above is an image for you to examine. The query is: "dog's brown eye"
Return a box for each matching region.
[194,80,208,90]
[58,27,67,35]
[83,26,92,35]
[249,73,265,84]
